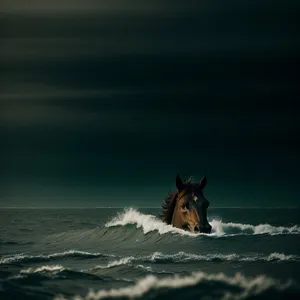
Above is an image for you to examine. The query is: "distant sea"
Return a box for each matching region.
[1,207,300,299]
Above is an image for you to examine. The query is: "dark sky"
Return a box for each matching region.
[1,0,299,207]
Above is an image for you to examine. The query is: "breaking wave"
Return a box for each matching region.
[21,265,66,274]
[211,219,300,236]
[145,251,300,263]
[105,208,196,236]
[2,208,299,300]
[12,265,105,282]
[94,257,135,269]
[2,249,297,273]
[106,208,300,237]
[0,250,113,265]
[54,271,296,300]
[90,251,300,270]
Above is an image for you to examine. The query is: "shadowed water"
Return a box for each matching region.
[0,208,300,299]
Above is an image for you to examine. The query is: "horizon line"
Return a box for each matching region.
[0,206,299,209]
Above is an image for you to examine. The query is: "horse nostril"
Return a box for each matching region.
[200,225,212,234]
[194,226,200,232]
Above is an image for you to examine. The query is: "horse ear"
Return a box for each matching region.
[176,174,184,190]
[199,176,207,189]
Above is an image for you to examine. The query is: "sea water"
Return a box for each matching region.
[1,207,300,299]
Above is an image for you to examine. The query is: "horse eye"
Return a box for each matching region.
[181,202,189,209]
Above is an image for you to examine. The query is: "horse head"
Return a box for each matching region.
[170,175,212,233]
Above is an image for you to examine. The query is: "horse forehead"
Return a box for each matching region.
[190,184,203,195]
[188,198,199,208]
[186,183,200,190]
[194,194,208,207]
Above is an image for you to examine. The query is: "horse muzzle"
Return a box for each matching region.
[200,224,212,234]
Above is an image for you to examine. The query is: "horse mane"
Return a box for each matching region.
[160,191,178,224]
[160,177,193,224]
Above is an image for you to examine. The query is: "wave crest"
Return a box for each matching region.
[105,208,196,236]
[0,250,112,265]
[94,257,135,269]
[88,251,299,271]
[21,265,65,274]
[211,219,300,236]
[54,271,295,300]
[105,208,300,237]
[147,251,300,263]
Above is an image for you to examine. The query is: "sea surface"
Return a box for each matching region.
[1,207,300,300]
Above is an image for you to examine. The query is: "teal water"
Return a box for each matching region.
[1,208,300,299]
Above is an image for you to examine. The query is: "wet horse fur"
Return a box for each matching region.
[161,175,212,233]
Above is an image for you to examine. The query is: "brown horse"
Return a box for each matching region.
[161,175,212,233]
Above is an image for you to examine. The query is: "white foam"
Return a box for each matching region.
[105,208,197,236]
[266,252,296,261]
[147,251,300,263]
[105,208,300,237]
[94,257,135,269]
[21,265,65,274]
[135,265,154,272]
[210,219,300,236]
[53,271,292,300]
[90,251,299,272]
[148,251,239,262]
[0,250,107,265]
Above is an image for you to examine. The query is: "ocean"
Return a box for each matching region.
[1,207,300,299]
